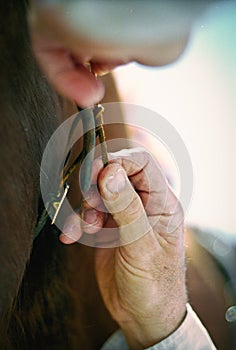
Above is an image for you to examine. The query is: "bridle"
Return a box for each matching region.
[34,104,108,240]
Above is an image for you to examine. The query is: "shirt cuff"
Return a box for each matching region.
[101,304,217,350]
[144,304,217,350]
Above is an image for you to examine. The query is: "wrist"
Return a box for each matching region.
[120,300,187,350]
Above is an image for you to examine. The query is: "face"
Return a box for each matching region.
[31,0,210,67]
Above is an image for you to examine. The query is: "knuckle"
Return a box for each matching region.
[126,195,143,219]
[114,194,144,225]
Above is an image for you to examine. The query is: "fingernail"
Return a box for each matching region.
[106,168,126,194]
[83,209,98,224]
[59,233,76,244]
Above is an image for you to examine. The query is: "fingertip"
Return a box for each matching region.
[91,157,105,184]
[82,209,105,234]
[98,163,126,196]
[61,214,83,243]
[59,233,77,244]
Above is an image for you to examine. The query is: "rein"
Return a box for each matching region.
[34,104,108,240]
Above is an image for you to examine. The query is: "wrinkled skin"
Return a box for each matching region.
[0,1,232,349]
[60,149,187,349]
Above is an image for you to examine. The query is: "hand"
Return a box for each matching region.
[60,148,187,349]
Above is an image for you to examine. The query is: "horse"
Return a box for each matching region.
[0,1,232,349]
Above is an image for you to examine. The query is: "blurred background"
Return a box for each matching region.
[114,0,236,234]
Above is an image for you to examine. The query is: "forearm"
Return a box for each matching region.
[121,302,187,350]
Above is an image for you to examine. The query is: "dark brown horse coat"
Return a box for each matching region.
[0,2,118,348]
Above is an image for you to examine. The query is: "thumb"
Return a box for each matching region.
[98,163,151,245]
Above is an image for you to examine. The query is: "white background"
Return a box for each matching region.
[114,1,236,233]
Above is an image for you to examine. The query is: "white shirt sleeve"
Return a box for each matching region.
[100,304,217,350]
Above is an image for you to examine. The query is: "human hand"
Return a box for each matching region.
[60,148,187,349]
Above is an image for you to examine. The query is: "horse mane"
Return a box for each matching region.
[0,2,117,349]
[0,1,73,348]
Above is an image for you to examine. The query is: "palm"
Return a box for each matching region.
[94,215,184,326]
